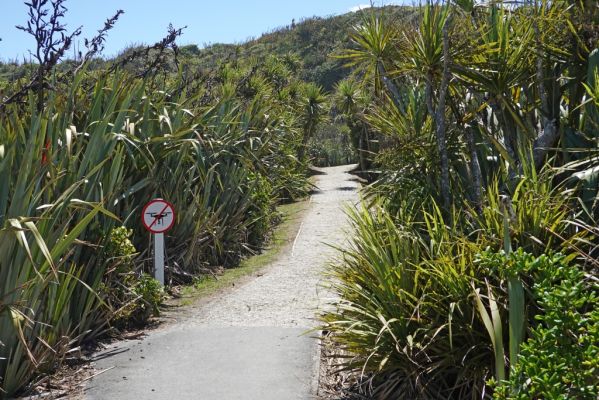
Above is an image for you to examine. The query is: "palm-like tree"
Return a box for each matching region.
[453,6,535,170]
[297,83,327,162]
[341,12,403,109]
[401,3,453,210]
[335,79,372,171]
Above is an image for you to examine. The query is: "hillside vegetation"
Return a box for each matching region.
[176,6,414,90]
[0,6,412,90]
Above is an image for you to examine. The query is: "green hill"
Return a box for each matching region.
[0,6,411,91]
[177,6,411,90]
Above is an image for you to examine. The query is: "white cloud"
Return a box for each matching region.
[349,1,407,12]
[349,4,372,12]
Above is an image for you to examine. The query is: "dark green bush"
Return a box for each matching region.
[101,227,164,327]
[493,253,599,399]
[132,274,165,322]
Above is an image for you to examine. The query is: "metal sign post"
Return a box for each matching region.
[154,232,165,285]
[141,199,175,285]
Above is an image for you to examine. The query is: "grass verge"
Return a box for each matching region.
[176,199,311,305]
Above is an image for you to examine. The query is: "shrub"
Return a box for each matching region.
[321,204,492,399]
[246,171,276,248]
[492,253,599,399]
[101,227,163,327]
[321,175,596,399]
[104,227,137,267]
[132,274,164,323]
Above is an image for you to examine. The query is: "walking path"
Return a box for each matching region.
[84,165,359,400]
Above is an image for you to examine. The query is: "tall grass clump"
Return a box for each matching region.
[0,100,115,395]
[323,203,490,398]
[322,175,597,398]
[0,14,320,394]
[321,2,598,397]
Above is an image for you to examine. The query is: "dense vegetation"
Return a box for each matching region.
[321,1,599,399]
[1,5,395,170]
[2,1,598,398]
[0,1,338,396]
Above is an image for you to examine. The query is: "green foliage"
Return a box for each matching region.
[297,83,328,161]
[246,172,276,248]
[132,274,164,321]
[340,10,398,94]
[0,50,315,398]
[332,78,377,172]
[100,227,163,327]
[104,226,136,265]
[490,252,599,399]
[322,168,595,398]
[322,202,491,399]
[0,6,411,91]
[308,123,357,167]
[471,173,585,256]
[322,0,599,399]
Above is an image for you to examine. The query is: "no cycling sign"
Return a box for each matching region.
[142,199,175,285]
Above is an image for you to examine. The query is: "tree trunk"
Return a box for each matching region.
[448,95,481,211]
[358,124,371,172]
[434,18,452,211]
[377,62,403,112]
[532,120,558,169]
[531,3,560,170]
[497,102,518,163]
[358,129,366,171]
[466,125,482,212]
[297,121,314,162]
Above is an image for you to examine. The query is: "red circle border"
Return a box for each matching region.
[141,199,176,233]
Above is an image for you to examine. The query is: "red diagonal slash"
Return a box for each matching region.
[149,203,170,229]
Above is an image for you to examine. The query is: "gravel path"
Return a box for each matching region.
[85,165,359,400]
[184,164,359,328]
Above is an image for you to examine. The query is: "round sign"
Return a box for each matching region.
[142,199,175,233]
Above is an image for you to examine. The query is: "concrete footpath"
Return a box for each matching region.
[84,165,359,400]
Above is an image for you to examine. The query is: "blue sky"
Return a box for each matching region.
[0,0,405,61]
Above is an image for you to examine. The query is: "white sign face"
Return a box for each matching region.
[142,199,175,233]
